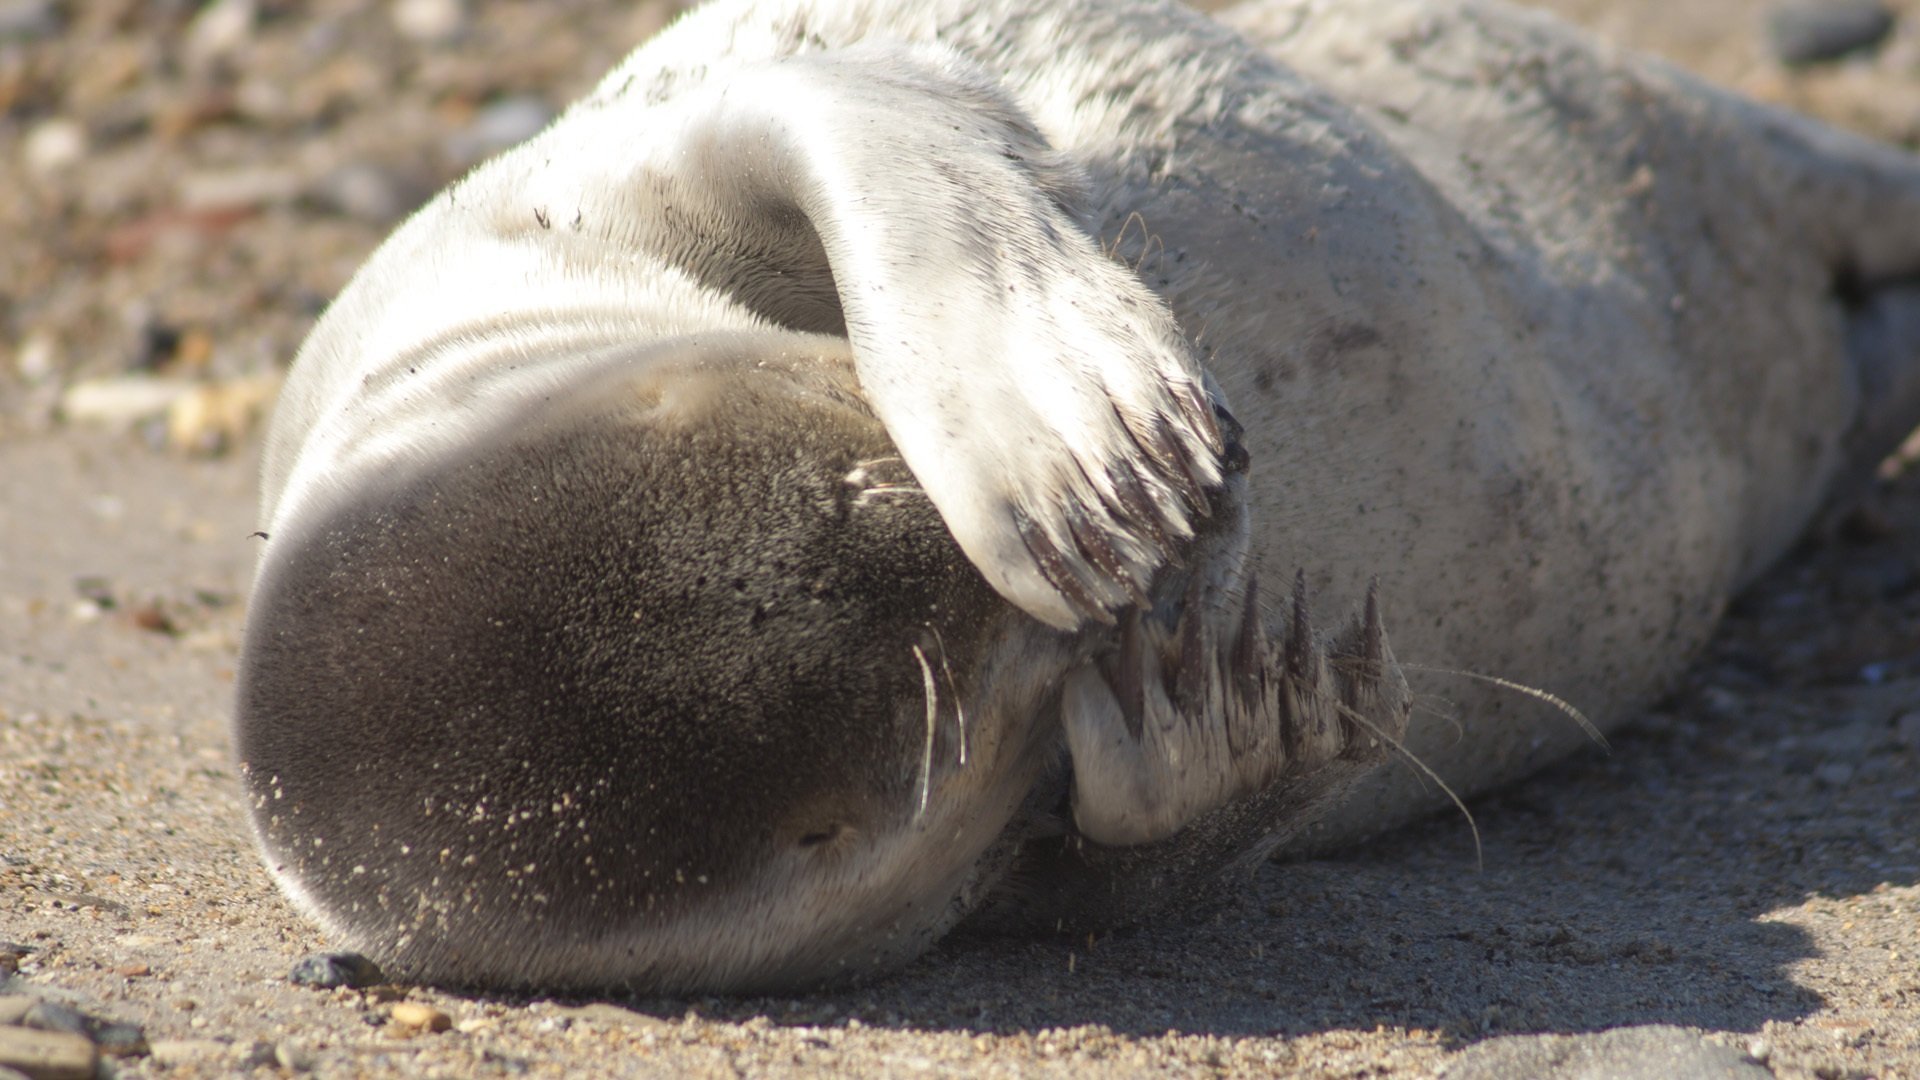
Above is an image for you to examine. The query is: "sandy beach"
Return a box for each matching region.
[4,1,1920,1076]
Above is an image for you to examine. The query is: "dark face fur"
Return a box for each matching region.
[235,342,1070,991]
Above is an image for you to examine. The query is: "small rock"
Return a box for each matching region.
[59,377,197,428]
[447,96,555,165]
[92,1023,147,1059]
[18,1002,84,1037]
[114,965,149,979]
[1814,761,1856,787]
[0,0,58,41]
[274,1040,315,1072]
[1747,1038,1772,1064]
[0,1026,97,1080]
[307,164,424,224]
[393,0,466,43]
[1443,1025,1771,1080]
[165,373,282,455]
[550,1003,671,1031]
[0,997,32,1026]
[1894,710,1920,750]
[235,1041,278,1068]
[22,119,85,176]
[176,166,302,213]
[288,951,385,989]
[14,331,56,382]
[184,0,256,66]
[1769,0,1896,65]
[146,1039,228,1067]
[389,1002,452,1033]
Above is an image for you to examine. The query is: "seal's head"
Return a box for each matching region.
[235,333,1082,992]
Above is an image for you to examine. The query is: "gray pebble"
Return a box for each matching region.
[17,1002,84,1037]
[1768,0,1896,65]
[446,96,556,165]
[1814,761,1857,787]
[0,0,58,42]
[1895,710,1920,750]
[307,164,425,225]
[288,951,385,989]
[1441,1025,1771,1079]
[91,1023,147,1059]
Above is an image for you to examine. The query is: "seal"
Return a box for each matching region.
[234,0,1920,992]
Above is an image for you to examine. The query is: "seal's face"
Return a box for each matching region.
[236,338,1077,991]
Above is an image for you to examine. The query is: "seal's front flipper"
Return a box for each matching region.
[1062,572,1413,847]
[553,43,1224,630]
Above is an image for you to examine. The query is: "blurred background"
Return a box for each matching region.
[2,0,1918,452]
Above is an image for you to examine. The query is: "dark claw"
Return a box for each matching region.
[1211,400,1249,475]
[1148,414,1211,518]
[1016,509,1111,624]
[1183,380,1225,455]
[1231,572,1265,696]
[1114,607,1148,740]
[1103,462,1171,552]
[1066,507,1149,608]
[1285,568,1312,681]
[1175,571,1210,717]
[1363,578,1384,667]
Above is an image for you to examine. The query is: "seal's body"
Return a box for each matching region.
[237,0,1920,991]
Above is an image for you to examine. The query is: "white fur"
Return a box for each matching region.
[262,0,1920,853]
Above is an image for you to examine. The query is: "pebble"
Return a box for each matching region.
[274,1040,316,1072]
[393,0,467,43]
[176,166,303,213]
[0,998,31,1026]
[235,1041,278,1069]
[1895,710,1920,750]
[184,0,256,66]
[13,331,56,382]
[0,0,57,41]
[92,1024,147,1059]
[307,163,423,224]
[288,951,386,989]
[446,96,555,165]
[16,1003,82,1038]
[550,1002,672,1031]
[1814,761,1857,787]
[389,1002,452,1032]
[59,377,197,429]
[1768,0,1896,65]
[165,374,282,455]
[0,1027,97,1080]
[22,119,86,177]
[145,1039,228,1067]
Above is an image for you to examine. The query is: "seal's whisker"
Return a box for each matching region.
[911,643,940,819]
[928,625,967,767]
[1398,663,1606,750]
[1335,701,1483,871]
[1134,230,1166,275]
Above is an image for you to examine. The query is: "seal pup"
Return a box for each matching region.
[235,0,1920,991]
